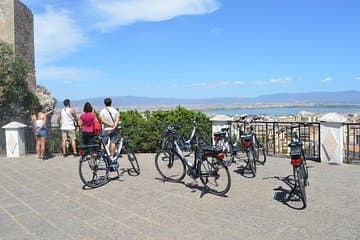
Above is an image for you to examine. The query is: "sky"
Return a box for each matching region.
[21,0,360,101]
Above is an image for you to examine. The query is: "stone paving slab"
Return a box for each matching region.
[0,153,359,240]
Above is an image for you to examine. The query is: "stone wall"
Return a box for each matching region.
[0,0,15,44]
[0,0,36,92]
[14,0,35,92]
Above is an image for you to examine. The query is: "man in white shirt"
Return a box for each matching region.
[100,98,120,159]
[57,99,79,156]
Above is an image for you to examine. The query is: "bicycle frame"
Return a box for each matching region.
[173,138,197,169]
[100,128,126,167]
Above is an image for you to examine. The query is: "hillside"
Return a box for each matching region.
[63,90,360,109]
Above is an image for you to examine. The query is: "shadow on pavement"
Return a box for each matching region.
[154,177,229,198]
[265,175,306,210]
[233,165,256,178]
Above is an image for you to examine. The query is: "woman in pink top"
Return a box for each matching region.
[79,102,97,145]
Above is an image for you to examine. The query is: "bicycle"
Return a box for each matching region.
[213,117,266,173]
[240,117,266,165]
[78,125,140,188]
[285,123,309,208]
[155,123,231,196]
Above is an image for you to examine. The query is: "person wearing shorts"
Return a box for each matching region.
[100,98,120,159]
[32,105,54,160]
[58,99,79,157]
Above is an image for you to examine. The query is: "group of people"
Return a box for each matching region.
[32,97,120,160]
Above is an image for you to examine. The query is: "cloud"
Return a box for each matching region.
[321,77,332,83]
[37,66,102,83]
[234,81,245,86]
[269,77,292,85]
[255,77,292,86]
[191,81,229,89]
[34,7,86,65]
[90,0,221,31]
[355,76,360,81]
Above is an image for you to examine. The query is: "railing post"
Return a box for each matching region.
[272,122,276,156]
[346,124,350,163]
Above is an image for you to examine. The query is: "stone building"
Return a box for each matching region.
[0,0,36,92]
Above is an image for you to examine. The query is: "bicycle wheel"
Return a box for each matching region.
[256,143,266,165]
[297,166,307,208]
[247,148,257,177]
[198,156,231,196]
[125,144,140,175]
[79,151,109,188]
[301,149,309,181]
[155,150,186,182]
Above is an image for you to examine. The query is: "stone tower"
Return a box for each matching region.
[0,0,36,92]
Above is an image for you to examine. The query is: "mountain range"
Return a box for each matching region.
[64,90,360,109]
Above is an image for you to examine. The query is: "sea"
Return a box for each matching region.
[202,106,360,116]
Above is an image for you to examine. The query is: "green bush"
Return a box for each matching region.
[47,106,211,154]
[120,106,211,153]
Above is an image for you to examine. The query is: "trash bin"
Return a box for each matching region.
[2,121,27,157]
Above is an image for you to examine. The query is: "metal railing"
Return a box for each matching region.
[229,121,321,162]
[344,123,360,164]
[1,122,359,164]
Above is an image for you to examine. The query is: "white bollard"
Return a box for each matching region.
[2,121,27,157]
[319,113,348,164]
[209,115,233,145]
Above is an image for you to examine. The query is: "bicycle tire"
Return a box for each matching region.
[256,143,266,165]
[155,150,186,182]
[301,149,309,181]
[297,166,307,208]
[125,144,140,175]
[198,156,231,196]
[247,148,257,177]
[79,151,109,188]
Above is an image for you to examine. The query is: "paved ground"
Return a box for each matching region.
[0,152,359,240]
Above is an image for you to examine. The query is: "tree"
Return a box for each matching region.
[0,41,39,125]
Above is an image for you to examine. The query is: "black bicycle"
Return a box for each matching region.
[79,126,140,188]
[155,123,231,196]
[213,118,266,174]
[285,124,309,208]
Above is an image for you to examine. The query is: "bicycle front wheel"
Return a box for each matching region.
[79,152,109,188]
[198,156,231,196]
[297,165,307,208]
[125,144,140,175]
[256,143,266,165]
[155,150,186,182]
